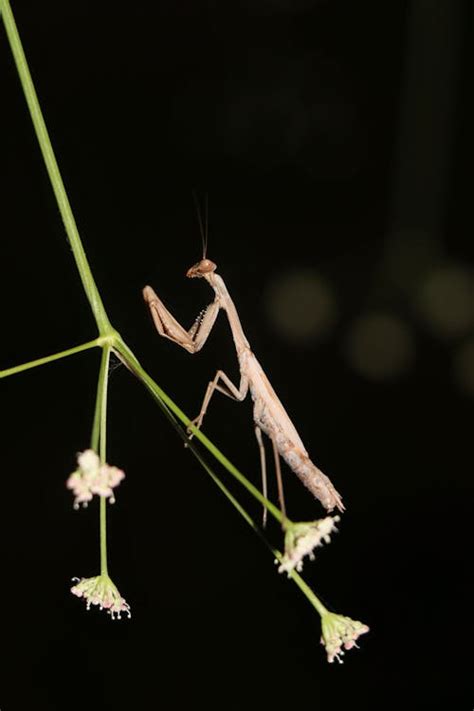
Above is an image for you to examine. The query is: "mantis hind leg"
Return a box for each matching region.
[270,435,287,525]
[255,426,268,528]
[254,422,287,528]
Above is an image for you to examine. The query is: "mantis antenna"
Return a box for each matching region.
[192,190,208,260]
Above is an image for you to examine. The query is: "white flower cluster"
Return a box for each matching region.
[71,575,131,619]
[66,449,125,509]
[278,516,339,575]
[320,612,369,663]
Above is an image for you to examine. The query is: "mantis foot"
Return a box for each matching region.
[184,416,203,446]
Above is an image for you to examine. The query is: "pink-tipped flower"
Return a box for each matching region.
[66,449,125,509]
[71,574,131,619]
[278,516,339,575]
[320,611,369,663]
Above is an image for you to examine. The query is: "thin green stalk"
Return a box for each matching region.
[99,347,110,578]
[91,348,108,451]
[91,346,111,576]
[99,497,108,578]
[1,0,112,335]
[99,348,110,464]
[114,337,284,524]
[286,567,329,617]
[119,353,331,619]
[0,338,103,379]
[189,435,329,619]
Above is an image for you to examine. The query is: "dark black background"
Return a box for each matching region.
[1,1,472,709]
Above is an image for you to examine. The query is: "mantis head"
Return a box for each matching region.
[186,259,217,278]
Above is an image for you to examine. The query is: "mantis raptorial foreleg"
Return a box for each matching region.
[143,285,219,354]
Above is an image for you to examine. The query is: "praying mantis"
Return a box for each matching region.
[143,217,344,519]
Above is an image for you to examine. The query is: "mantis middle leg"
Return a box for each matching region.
[188,369,249,434]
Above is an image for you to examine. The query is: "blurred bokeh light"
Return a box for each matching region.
[415,264,474,339]
[264,268,337,344]
[344,312,415,380]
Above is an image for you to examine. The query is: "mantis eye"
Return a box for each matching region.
[200,259,216,273]
[187,259,217,278]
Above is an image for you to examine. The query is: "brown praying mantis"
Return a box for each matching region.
[143,216,344,520]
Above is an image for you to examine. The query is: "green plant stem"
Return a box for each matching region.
[189,433,329,619]
[99,497,108,578]
[91,349,106,451]
[90,346,111,576]
[99,349,110,464]
[114,337,284,524]
[0,338,106,379]
[1,0,112,335]
[286,567,329,617]
[99,347,110,578]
